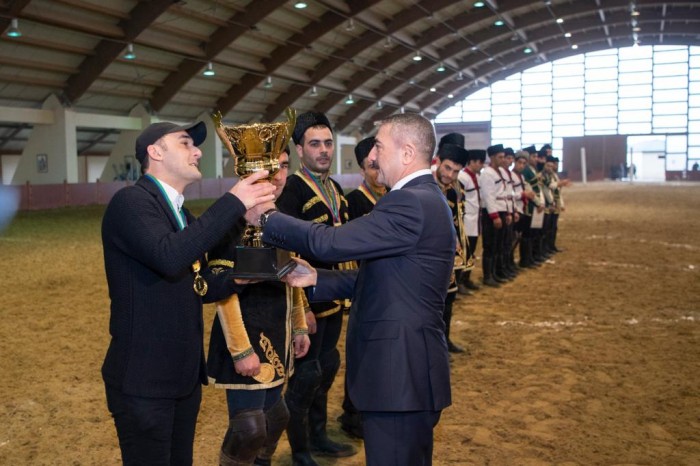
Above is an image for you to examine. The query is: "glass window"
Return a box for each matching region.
[619,122,651,134]
[586,54,619,68]
[435,104,462,122]
[666,153,686,170]
[522,120,552,132]
[667,135,687,152]
[522,72,552,85]
[618,110,652,123]
[654,76,687,90]
[492,79,520,93]
[689,82,700,95]
[653,102,688,116]
[690,108,700,120]
[586,92,618,105]
[553,64,584,77]
[521,108,551,119]
[462,110,491,122]
[689,55,700,68]
[552,125,584,137]
[553,100,584,113]
[556,55,584,65]
[465,98,490,112]
[585,68,618,81]
[619,97,652,110]
[553,87,584,100]
[492,92,521,105]
[522,96,552,108]
[553,75,585,89]
[619,59,652,73]
[586,105,618,118]
[554,113,584,125]
[654,48,688,64]
[492,115,521,127]
[492,104,521,116]
[619,72,652,85]
[688,147,700,158]
[654,89,687,102]
[690,69,700,81]
[652,115,687,130]
[688,134,700,146]
[491,127,520,140]
[521,84,552,96]
[521,131,552,144]
[585,80,617,93]
[619,84,652,98]
[585,118,617,132]
[653,63,688,77]
[689,121,700,133]
[619,45,652,60]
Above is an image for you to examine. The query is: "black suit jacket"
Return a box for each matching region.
[263,174,454,412]
[101,176,245,398]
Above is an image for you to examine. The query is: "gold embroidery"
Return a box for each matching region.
[208,259,235,274]
[302,196,322,213]
[312,213,329,224]
[259,332,285,377]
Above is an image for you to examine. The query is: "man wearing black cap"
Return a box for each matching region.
[521,145,546,266]
[500,148,519,279]
[275,111,356,465]
[457,149,486,292]
[480,144,510,286]
[337,136,386,440]
[101,121,276,465]
[433,143,469,354]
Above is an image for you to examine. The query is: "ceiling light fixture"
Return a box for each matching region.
[400,106,405,114]
[384,36,392,48]
[494,20,505,27]
[448,93,454,98]
[631,10,640,17]
[524,47,533,54]
[294,2,308,9]
[436,62,446,72]
[564,32,572,38]
[123,43,136,60]
[309,86,318,97]
[571,44,578,50]
[376,100,383,109]
[203,62,216,76]
[456,71,464,81]
[413,51,422,61]
[556,18,564,24]
[345,94,354,104]
[263,76,273,88]
[632,26,641,32]
[430,87,436,92]
[471,45,479,51]
[345,18,355,32]
[474,1,485,7]
[6,18,21,38]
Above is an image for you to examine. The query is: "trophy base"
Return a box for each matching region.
[231,246,297,280]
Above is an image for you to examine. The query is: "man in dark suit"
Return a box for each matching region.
[101,120,275,465]
[247,113,454,466]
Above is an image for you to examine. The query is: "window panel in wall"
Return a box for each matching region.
[688,94,700,108]
[586,52,619,69]
[654,75,688,90]
[586,92,618,106]
[521,108,551,119]
[619,45,652,60]
[521,84,552,97]
[652,115,687,131]
[690,69,700,81]
[688,133,700,146]
[689,54,700,68]
[654,89,688,102]
[554,113,584,125]
[654,102,688,116]
[667,135,687,152]
[553,75,584,89]
[521,96,552,109]
[585,118,617,132]
[585,67,618,81]
[491,91,521,105]
[585,80,618,94]
[492,78,521,93]
[619,59,652,73]
[666,153,686,170]
[553,87,584,101]
[521,131,552,144]
[653,63,688,77]
[690,108,700,120]
[492,115,521,127]
[689,82,700,95]
[553,63,584,77]
[689,121,700,133]
[553,125,583,137]
[491,127,520,141]
[688,147,700,158]
[435,104,462,122]
[619,71,652,85]
[462,110,491,122]
[522,72,552,86]
[653,47,688,64]
[522,120,552,132]
[586,105,617,118]
[619,97,652,111]
[618,110,652,123]
[619,122,651,134]
[492,103,521,116]
[553,100,584,113]
[619,84,652,98]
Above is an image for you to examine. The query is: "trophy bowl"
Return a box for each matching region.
[212,108,297,280]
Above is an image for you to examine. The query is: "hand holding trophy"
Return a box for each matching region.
[212,108,297,280]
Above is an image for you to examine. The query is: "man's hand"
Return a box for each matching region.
[229,171,276,209]
[305,311,317,334]
[293,334,310,358]
[536,205,545,213]
[505,214,512,225]
[234,352,261,378]
[493,217,503,229]
[244,201,276,226]
[514,212,520,223]
[282,257,318,288]
[525,191,536,200]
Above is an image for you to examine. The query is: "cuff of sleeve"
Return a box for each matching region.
[231,347,254,361]
[293,329,309,335]
[489,212,499,220]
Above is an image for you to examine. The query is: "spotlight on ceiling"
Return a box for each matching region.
[448,93,454,98]
[430,87,436,92]
[564,32,572,38]
[263,76,273,88]
[376,100,383,109]
[436,62,446,72]
[6,18,21,38]
[309,86,318,97]
[294,2,308,9]
[345,18,355,32]
[494,20,505,27]
[123,43,136,60]
[571,44,578,50]
[384,36,392,48]
[413,51,422,61]
[203,62,216,76]
[345,94,354,104]
[474,1,485,7]
[556,18,564,24]
[524,47,533,54]
[456,71,464,81]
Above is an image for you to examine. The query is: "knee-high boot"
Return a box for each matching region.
[254,398,290,466]
[309,349,356,458]
[220,410,267,466]
[284,361,322,466]
[482,257,500,287]
[443,292,464,353]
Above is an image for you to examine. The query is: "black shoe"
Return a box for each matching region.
[447,340,465,354]
[464,280,481,290]
[337,412,364,439]
[291,452,320,466]
[457,284,474,296]
[309,436,357,458]
[482,277,500,287]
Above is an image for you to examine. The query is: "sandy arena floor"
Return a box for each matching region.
[0,181,698,465]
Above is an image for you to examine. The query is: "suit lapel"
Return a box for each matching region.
[137,176,182,232]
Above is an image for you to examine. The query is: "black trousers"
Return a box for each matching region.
[105,383,202,466]
[362,410,442,466]
[467,235,479,260]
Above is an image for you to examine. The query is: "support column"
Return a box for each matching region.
[98,105,153,182]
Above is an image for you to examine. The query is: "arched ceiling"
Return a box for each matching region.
[0,0,699,155]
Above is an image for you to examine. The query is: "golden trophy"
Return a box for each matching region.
[212,108,297,279]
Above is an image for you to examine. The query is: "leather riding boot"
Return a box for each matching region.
[462,270,481,290]
[254,398,290,466]
[494,255,510,282]
[220,410,267,466]
[309,350,356,458]
[443,293,464,354]
[284,361,322,466]
[482,258,500,287]
[519,237,532,268]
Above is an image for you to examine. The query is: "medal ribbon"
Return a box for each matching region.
[144,174,207,296]
[299,167,342,224]
[358,180,380,205]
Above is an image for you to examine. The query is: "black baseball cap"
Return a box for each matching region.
[135,121,207,164]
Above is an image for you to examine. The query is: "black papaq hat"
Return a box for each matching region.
[354,137,375,167]
[438,132,465,150]
[487,144,504,156]
[468,149,487,162]
[437,143,469,166]
[292,111,333,145]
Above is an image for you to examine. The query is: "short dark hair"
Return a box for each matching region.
[377,113,436,163]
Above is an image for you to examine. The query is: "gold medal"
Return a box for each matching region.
[192,260,208,296]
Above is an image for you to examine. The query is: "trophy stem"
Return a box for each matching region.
[243,225,264,248]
